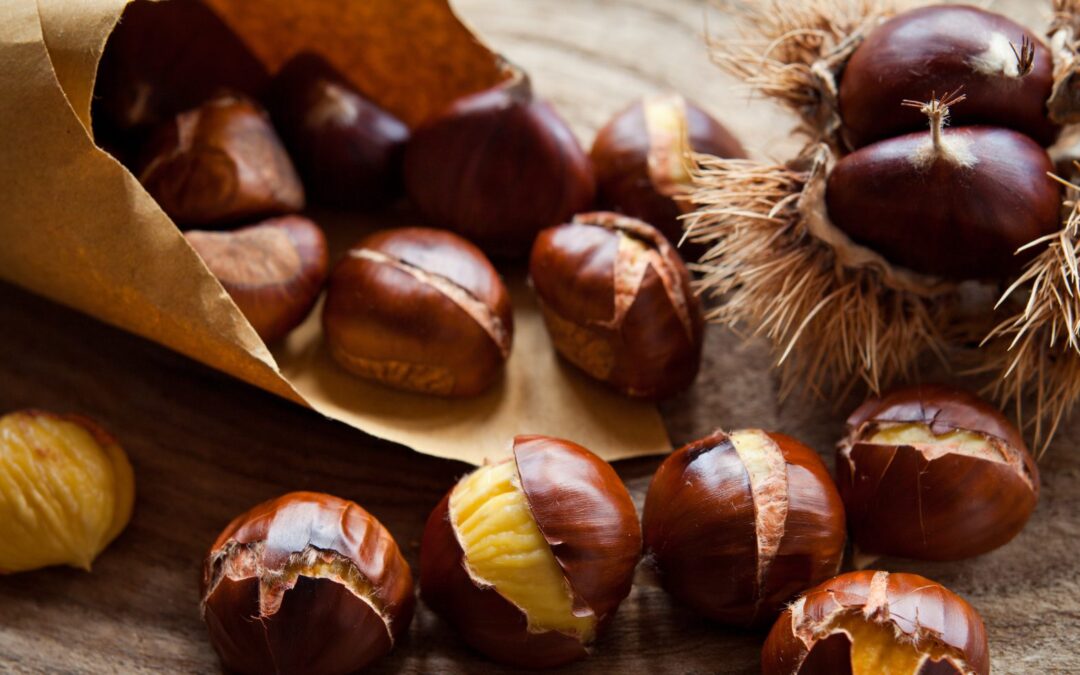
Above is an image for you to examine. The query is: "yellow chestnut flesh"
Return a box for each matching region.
[823,612,960,674]
[0,411,134,572]
[449,460,594,640]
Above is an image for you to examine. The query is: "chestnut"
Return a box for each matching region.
[838,383,1038,561]
[591,93,745,251]
[420,435,640,668]
[92,0,269,159]
[763,570,989,675]
[200,491,414,675]
[643,429,845,627]
[403,74,595,257]
[838,5,1058,149]
[267,53,410,210]
[529,212,703,399]
[138,94,305,228]
[826,92,1061,280]
[185,216,329,343]
[322,227,512,396]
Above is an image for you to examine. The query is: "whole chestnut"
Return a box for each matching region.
[826,92,1061,280]
[185,216,329,343]
[322,227,512,397]
[763,570,989,675]
[92,0,269,159]
[529,212,703,399]
[139,94,305,228]
[267,53,410,210]
[838,383,1038,561]
[838,4,1057,149]
[403,74,595,257]
[591,93,745,250]
[420,436,640,668]
[200,492,414,675]
[643,429,845,626]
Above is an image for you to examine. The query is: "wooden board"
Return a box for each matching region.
[1,0,1079,672]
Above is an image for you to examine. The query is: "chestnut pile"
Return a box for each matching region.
[194,382,1030,673]
[92,0,746,402]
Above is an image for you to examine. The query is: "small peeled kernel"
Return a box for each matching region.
[820,612,966,675]
[0,411,135,573]
[449,460,595,640]
[867,423,1006,462]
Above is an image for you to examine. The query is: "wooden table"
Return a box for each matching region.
[2,0,1079,672]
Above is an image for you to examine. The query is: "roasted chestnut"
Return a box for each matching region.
[643,429,845,626]
[529,212,703,399]
[200,492,414,675]
[838,4,1057,149]
[138,94,305,228]
[185,216,329,343]
[591,93,745,250]
[403,74,595,257]
[838,383,1038,561]
[826,92,1060,280]
[420,435,640,668]
[92,0,268,159]
[322,227,512,396]
[267,53,410,210]
[763,570,989,675]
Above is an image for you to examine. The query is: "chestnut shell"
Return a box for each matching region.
[419,436,641,668]
[642,430,845,626]
[200,492,415,675]
[762,570,990,675]
[826,126,1060,280]
[403,79,596,257]
[838,384,1039,561]
[838,4,1058,149]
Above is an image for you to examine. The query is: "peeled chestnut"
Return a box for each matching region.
[591,93,745,250]
[420,436,640,668]
[643,429,845,626]
[838,4,1057,149]
[322,227,512,396]
[763,570,989,675]
[200,492,414,675]
[826,93,1061,280]
[403,74,595,257]
[93,0,269,159]
[185,216,329,343]
[529,212,703,399]
[267,53,410,210]
[139,94,305,228]
[838,383,1038,561]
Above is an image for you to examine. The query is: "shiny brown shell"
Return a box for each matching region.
[642,430,845,626]
[322,227,513,397]
[838,384,1039,561]
[200,492,414,675]
[529,212,704,399]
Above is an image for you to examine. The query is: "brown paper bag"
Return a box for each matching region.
[0,0,672,464]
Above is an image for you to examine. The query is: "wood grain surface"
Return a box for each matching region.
[2,0,1079,673]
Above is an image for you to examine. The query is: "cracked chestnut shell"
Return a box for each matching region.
[185,216,329,343]
[139,94,305,228]
[419,435,641,669]
[643,429,845,626]
[322,227,513,396]
[200,492,414,675]
[591,93,745,252]
[529,212,704,399]
[92,0,269,161]
[763,570,989,675]
[267,53,410,210]
[826,118,1060,280]
[838,384,1038,561]
[838,4,1057,149]
[403,75,595,257]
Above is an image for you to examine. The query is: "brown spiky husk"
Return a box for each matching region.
[709,0,903,147]
[687,146,954,398]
